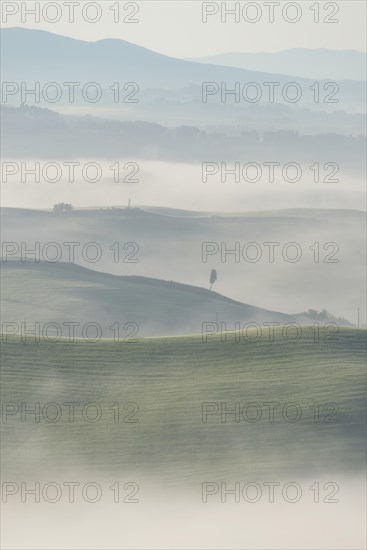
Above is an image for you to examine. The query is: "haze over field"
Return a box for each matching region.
[2,484,366,550]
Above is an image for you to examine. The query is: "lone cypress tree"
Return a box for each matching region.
[210,269,217,290]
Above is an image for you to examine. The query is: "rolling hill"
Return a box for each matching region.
[1,327,365,480]
[1,207,365,324]
[1,259,308,338]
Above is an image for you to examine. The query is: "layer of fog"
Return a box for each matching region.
[1,159,365,212]
[2,474,366,550]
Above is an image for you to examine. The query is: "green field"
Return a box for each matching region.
[1,327,365,484]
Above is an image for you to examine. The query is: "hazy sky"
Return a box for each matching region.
[1,1,366,57]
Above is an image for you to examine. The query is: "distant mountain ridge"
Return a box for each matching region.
[188,48,367,81]
[1,27,307,86]
[1,28,365,113]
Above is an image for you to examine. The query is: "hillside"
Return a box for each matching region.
[1,260,307,338]
[1,207,365,324]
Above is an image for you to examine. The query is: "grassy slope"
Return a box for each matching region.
[1,260,306,337]
[1,328,365,482]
